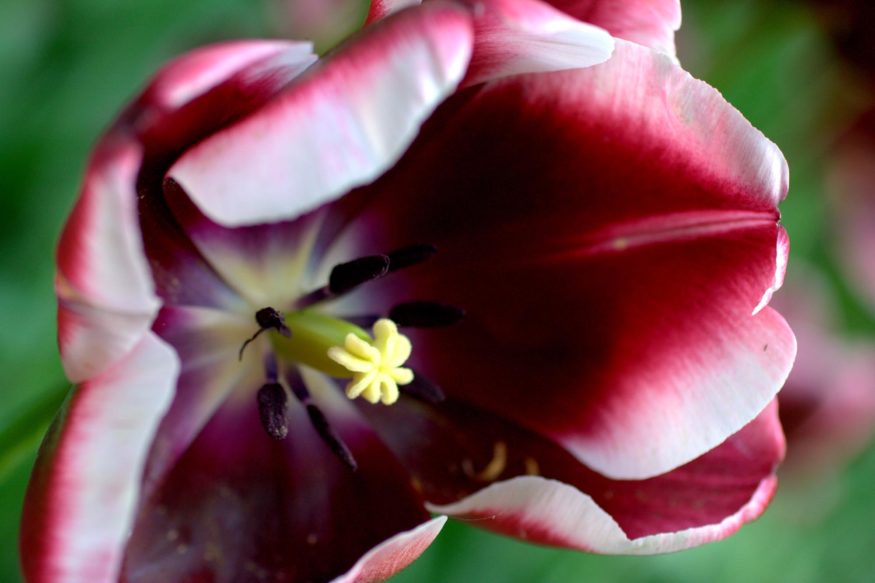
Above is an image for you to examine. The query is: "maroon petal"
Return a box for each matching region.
[21,333,179,583]
[359,395,782,552]
[121,373,429,583]
[337,40,793,480]
[427,402,784,553]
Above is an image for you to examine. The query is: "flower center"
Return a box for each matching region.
[327,319,414,405]
[240,244,463,464]
[269,311,414,405]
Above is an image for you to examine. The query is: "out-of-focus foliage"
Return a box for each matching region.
[0,1,873,582]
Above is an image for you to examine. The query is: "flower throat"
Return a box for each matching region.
[238,244,463,469]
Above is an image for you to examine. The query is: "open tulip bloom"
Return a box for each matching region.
[21,1,796,582]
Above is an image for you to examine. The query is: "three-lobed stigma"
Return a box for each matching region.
[327,319,414,405]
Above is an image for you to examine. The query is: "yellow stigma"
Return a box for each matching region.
[326,318,414,405]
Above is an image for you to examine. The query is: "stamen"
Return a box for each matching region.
[327,318,414,406]
[328,255,390,294]
[400,373,446,403]
[462,441,508,482]
[389,301,465,328]
[288,376,358,471]
[296,244,436,309]
[239,307,292,361]
[305,404,358,471]
[386,243,437,272]
[256,383,288,440]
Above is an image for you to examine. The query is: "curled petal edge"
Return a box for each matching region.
[330,516,447,583]
[21,332,179,583]
[428,474,777,555]
[169,3,474,227]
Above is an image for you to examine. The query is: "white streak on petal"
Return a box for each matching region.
[170,4,473,227]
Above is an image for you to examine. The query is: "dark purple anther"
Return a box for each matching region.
[386,243,437,272]
[305,404,358,471]
[288,373,358,471]
[257,383,289,440]
[400,374,446,404]
[389,301,465,328]
[328,255,391,295]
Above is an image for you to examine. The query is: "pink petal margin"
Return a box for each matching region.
[56,40,316,384]
[330,517,447,583]
[21,333,179,583]
[429,403,784,554]
[366,0,422,23]
[367,0,681,56]
[430,476,775,554]
[169,2,474,227]
[56,141,159,383]
[548,0,681,55]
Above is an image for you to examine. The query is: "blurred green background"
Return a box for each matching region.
[1,0,873,581]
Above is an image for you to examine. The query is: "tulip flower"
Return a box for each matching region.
[21,1,795,582]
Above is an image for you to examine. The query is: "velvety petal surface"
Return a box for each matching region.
[140,305,257,500]
[121,370,430,583]
[21,333,179,583]
[428,402,782,553]
[169,3,474,227]
[360,396,783,552]
[333,40,794,480]
[160,181,327,309]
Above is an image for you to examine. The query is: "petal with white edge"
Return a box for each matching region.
[169,3,473,227]
[427,402,783,554]
[544,0,681,55]
[20,332,179,583]
[331,517,447,583]
[56,141,159,382]
[333,40,793,480]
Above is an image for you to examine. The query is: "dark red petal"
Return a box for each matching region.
[433,402,784,553]
[360,397,783,552]
[121,374,429,583]
[337,40,793,480]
